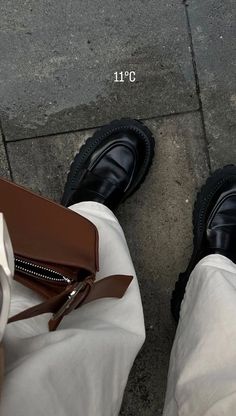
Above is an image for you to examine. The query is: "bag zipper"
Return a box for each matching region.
[15,257,71,284]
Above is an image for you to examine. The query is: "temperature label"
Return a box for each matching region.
[114,71,136,83]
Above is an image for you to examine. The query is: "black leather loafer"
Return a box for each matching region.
[61,119,155,210]
[171,165,236,322]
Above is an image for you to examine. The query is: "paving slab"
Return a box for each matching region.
[0,0,198,140]
[7,112,209,414]
[188,0,236,169]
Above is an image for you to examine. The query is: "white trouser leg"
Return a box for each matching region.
[1,202,145,416]
[163,254,236,416]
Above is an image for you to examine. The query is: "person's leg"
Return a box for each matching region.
[165,165,236,416]
[164,254,236,416]
[1,202,145,416]
[1,119,154,416]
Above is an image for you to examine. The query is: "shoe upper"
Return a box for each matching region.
[207,184,236,261]
[73,133,139,207]
[63,124,153,209]
[171,166,236,323]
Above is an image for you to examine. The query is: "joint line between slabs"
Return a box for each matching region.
[6,109,201,144]
[183,1,212,174]
[0,120,14,181]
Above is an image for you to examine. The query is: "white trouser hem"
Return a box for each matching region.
[164,253,236,416]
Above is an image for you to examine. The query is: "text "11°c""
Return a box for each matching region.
[114,71,136,83]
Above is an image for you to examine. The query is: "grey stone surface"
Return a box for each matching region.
[7,129,94,200]
[7,113,209,414]
[0,0,198,140]
[0,132,11,179]
[188,0,236,169]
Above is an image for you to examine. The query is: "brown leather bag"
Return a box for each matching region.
[0,178,132,331]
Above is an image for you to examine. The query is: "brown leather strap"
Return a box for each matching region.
[8,274,133,331]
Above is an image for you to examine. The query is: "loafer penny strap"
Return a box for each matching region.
[207,228,236,252]
[71,171,125,208]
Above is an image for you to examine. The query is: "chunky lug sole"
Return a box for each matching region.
[61,119,155,207]
[171,164,236,322]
